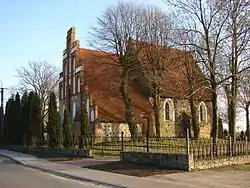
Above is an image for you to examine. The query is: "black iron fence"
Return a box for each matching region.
[90,135,187,156]
[189,137,249,160]
[87,131,250,161]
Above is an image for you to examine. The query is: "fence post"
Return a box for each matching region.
[101,138,104,156]
[121,131,124,151]
[146,135,149,153]
[186,128,190,155]
[210,137,213,159]
[90,137,93,149]
[229,136,232,157]
[245,136,248,155]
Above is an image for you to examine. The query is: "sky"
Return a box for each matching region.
[0,0,247,129]
[0,0,165,92]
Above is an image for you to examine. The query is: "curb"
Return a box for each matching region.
[0,154,126,188]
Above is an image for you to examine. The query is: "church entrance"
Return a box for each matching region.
[179,112,191,138]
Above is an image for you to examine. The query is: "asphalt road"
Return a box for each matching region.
[0,156,103,188]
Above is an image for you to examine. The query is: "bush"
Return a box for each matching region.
[63,108,73,148]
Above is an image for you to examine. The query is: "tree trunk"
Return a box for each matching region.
[228,102,232,138]
[121,69,137,138]
[246,103,250,141]
[229,93,237,142]
[211,82,219,140]
[218,118,224,139]
[152,86,161,138]
[229,0,239,143]
[189,97,199,139]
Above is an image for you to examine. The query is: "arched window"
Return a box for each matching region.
[199,102,207,123]
[164,99,175,121]
[165,103,170,120]
[72,102,76,120]
[77,77,81,93]
[72,56,76,71]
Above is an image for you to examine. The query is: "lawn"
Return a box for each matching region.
[91,137,188,156]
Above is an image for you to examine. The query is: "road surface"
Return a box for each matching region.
[0,156,103,188]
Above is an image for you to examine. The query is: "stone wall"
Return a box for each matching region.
[9,146,92,158]
[190,155,250,170]
[121,151,250,171]
[120,152,190,171]
[95,123,142,138]
[160,98,212,138]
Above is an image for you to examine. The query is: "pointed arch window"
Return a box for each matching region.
[199,102,207,123]
[164,99,175,121]
[165,103,170,120]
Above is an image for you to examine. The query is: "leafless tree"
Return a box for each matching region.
[218,87,243,124]
[89,2,145,138]
[135,5,175,138]
[15,61,59,127]
[238,71,250,139]
[217,0,250,141]
[164,0,235,140]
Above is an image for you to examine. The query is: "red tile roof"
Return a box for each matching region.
[78,47,211,122]
[137,44,211,100]
[78,48,153,122]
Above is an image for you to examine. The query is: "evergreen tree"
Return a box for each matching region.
[79,103,91,149]
[29,92,42,145]
[4,95,16,144]
[3,98,10,141]
[63,108,73,148]
[25,92,35,145]
[0,106,3,141]
[47,92,61,148]
[13,93,21,144]
[18,92,29,145]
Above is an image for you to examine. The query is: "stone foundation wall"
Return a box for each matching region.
[9,146,92,158]
[190,155,250,170]
[120,151,250,171]
[120,152,190,171]
[95,123,142,138]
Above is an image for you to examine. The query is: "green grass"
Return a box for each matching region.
[90,138,188,156]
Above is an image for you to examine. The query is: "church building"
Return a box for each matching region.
[59,27,212,139]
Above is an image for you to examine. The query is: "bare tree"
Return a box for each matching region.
[89,2,145,138]
[238,71,250,139]
[16,61,59,131]
[135,5,175,138]
[164,0,232,140]
[218,0,250,141]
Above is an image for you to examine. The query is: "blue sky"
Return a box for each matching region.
[0,0,246,129]
[0,0,165,93]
